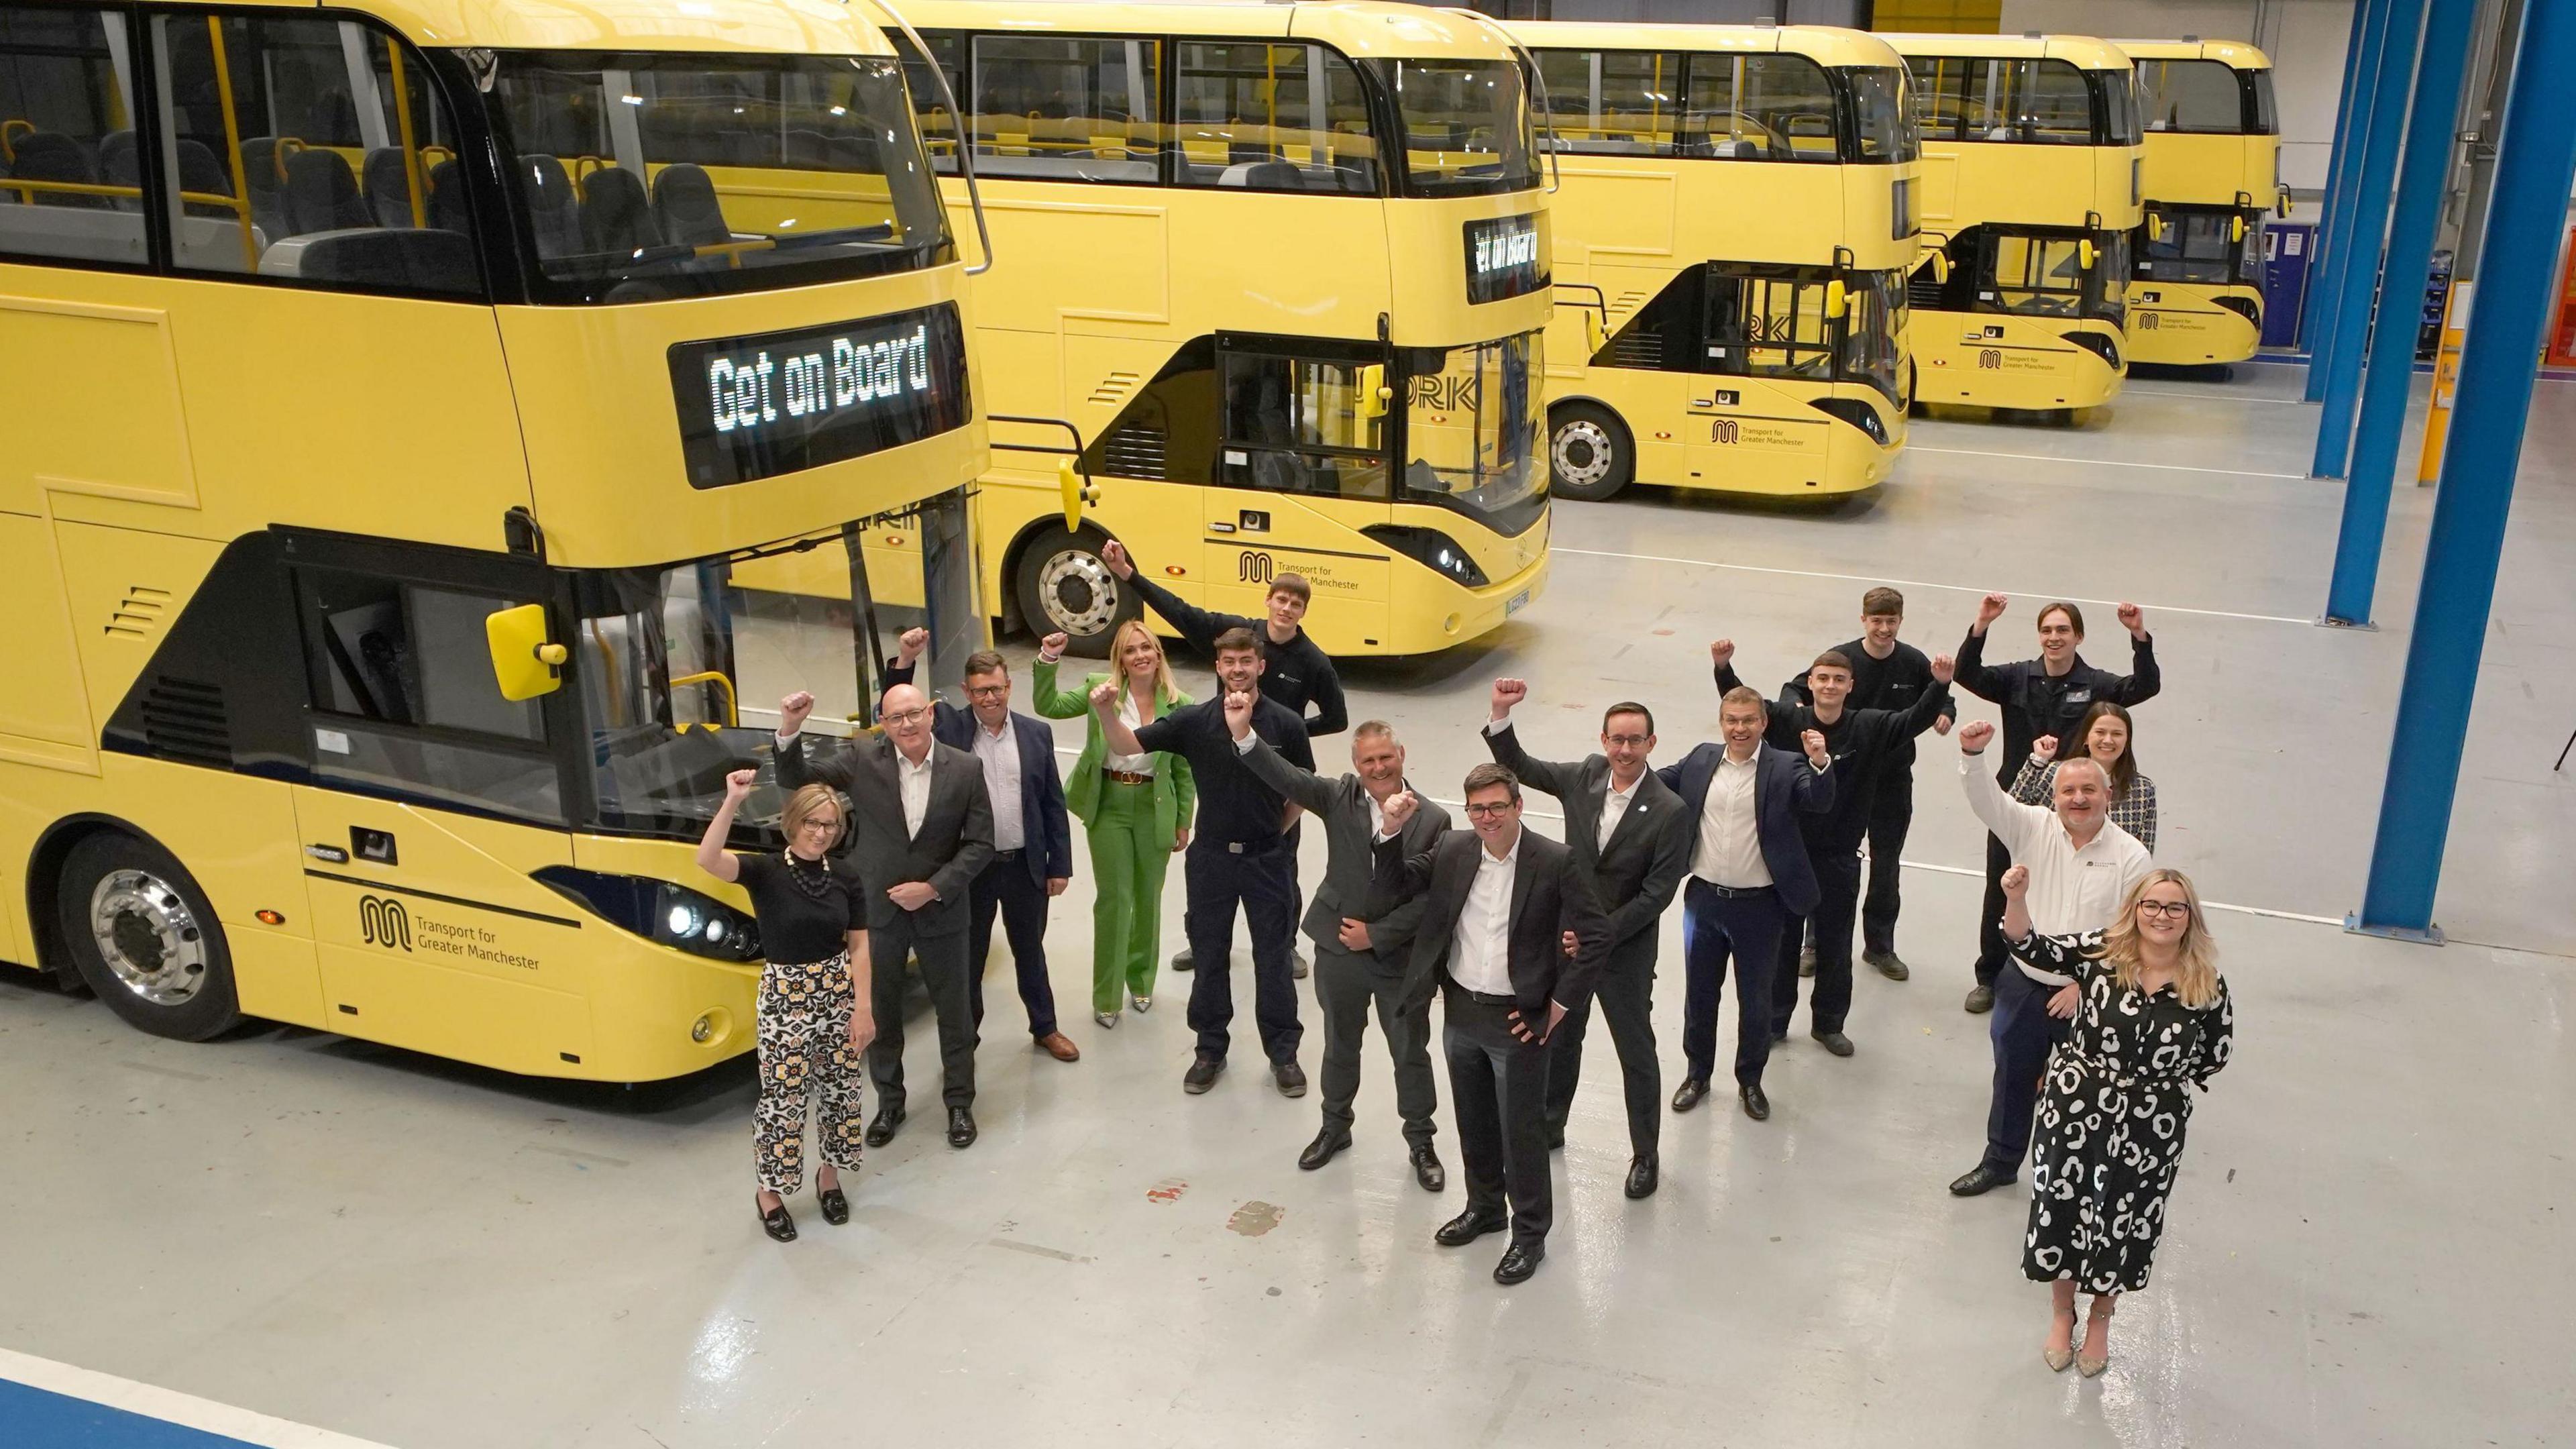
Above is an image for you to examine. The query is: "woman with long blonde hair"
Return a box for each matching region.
[2000,865,2233,1377]
[1032,621,1196,1026]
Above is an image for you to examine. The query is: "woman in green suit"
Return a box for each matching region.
[1033,621,1196,1028]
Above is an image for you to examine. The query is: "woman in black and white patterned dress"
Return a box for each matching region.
[1999,863,2233,1377]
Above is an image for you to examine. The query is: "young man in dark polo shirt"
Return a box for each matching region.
[1095,627,1316,1096]
[1102,538,1347,979]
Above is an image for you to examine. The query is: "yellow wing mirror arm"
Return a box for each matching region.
[486,604,566,702]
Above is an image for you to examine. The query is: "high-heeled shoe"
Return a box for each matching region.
[1132,994,1152,1013]
[2076,1297,2115,1377]
[758,1198,796,1243]
[1094,1010,1120,1029]
[2043,1300,2078,1372]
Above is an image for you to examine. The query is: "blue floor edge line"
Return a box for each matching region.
[0,1378,266,1449]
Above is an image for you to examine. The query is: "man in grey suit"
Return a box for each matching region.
[1483,680,1691,1199]
[1237,714,1450,1192]
[775,683,995,1150]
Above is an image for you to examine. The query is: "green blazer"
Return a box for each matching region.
[1032,659,1197,839]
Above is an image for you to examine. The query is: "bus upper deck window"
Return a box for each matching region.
[0,7,146,266]
[1173,42,1378,194]
[148,15,480,295]
[967,35,1164,185]
[1681,53,1837,162]
[2135,58,2245,135]
[1534,48,1684,159]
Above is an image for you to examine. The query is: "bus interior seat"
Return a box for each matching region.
[97,129,139,208]
[651,163,733,248]
[519,153,582,256]
[240,138,293,237]
[260,225,476,292]
[7,131,105,207]
[1217,159,1302,189]
[423,158,469,232]
[580,165,661,256]
[283,148,368,234]
[363,147,421,227]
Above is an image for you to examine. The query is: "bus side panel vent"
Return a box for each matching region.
[1609,329,1667,370]
[104,586,174,641]
[1907,269,1947,310]
[1087,370,1142,407]
[138,677,233,767]
[1099,423,1168,481]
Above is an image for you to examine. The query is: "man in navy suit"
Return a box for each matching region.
[884,629,1081,1065]
[1656,686,1835,1122]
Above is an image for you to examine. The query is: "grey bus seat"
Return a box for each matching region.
[519,153,582,258]
[258,225,476,292]
[651,163,731,248]
[98,129,139,208]
[423,158,469,233]
[284,148,369,235]
[364,147,423,227]
[1218,159,1303,190]
[7,132,105,208]
[240,138,293,239]
[579,166,661,256]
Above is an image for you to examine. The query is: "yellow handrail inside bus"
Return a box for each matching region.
[386,39,428,227]
[670,671,741,728]
[0,117,31,161]
[204,17,260,271]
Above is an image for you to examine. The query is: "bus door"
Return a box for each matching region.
[282,553,595,1072]
[1202,340,1393,621]
[1689,268,1835,487]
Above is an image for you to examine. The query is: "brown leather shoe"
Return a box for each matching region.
[1036,1031,1080,1063]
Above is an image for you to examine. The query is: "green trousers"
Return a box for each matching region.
[1089,778,1174,1015]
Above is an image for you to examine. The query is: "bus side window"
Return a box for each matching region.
[1902,56,1970,143]
[895,30,965,175]
[1537,48,1680,158]
[150,13,481,296]
[0,7,147,265]
[1703,266,1833,380]
[296,570,562,823]
[969,35,1163,184]
[1216,350,1387,500]
[1684,54,1837,163]
[1173,42,1378,195]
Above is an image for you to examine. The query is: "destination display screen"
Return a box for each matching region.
[669,303,971,488]
[1462,213,1548,305]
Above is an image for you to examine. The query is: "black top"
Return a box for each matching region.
[1723,661,1950,853]
[735,851,867,965]
[1953,630,2161,784]
[1133,694,1315,847]
[1128,572,1348,737]
[1782,638,1944,775]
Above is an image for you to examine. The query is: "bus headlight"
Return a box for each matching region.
[535,867,764,963]
[1362,525,1490,588]
[1807,398,1891,446]
[2061,331,2123,370]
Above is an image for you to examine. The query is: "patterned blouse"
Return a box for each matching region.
[2010,755,2159,853]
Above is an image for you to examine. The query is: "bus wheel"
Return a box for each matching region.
[1014,527,1135,659]
[1549,403,1632,502]
[54,832,240,1042]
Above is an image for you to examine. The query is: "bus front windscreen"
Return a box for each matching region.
[1841,270,1907,402]
[487,50,952,302]
[1368,58,1541,197]
[1402,330,1547,535]
[1844,67,1919,162]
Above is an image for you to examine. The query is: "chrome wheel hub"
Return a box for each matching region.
[1552,420,1613,488]
[89,869,208,1006]
[1037,549,1119,637]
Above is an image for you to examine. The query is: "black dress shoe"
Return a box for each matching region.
[1670,1077,1710,1113]
[1811,1029,1856,1057]
[1949,1163,2017,1197]
[863,1100,906,1148]
[1297,1126,1350,1170]
[1170,948,1195,973]
[1433,1209,1508,1248]
[818,1183,850,1225]
[1410,1143,1446,1193]
[1864,948,1911,981]
[759,1201,797,1243]
[1624,1155,1659,1200]
[1292,951,1309,979]
[946,1106,977,1148]
[1544,1120,1566,1151]
[1770,1026,1789,1044]
[1493,1242,1544,1285]
[1965,983,1996,1014]
[1183,1053,1225,1093]
[1272,1059,1308,1097]
[1738,1082,1770,1121]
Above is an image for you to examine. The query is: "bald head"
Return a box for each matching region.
[880,682,933,759]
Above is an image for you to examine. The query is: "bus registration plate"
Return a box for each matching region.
[1506,588,1531,616]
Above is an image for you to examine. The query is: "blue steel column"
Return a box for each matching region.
[2305,0,2396,398]
[2353,0,2576,938]
[2309,0,2428,474]
[2321,0,2478,625]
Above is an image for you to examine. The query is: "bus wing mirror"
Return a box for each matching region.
[1931,252,1951,283]
[1057,457,1099,533]
[1825,279,1847,318]
[2277,184,2293,217]
[1581,311,1606,356]
[2078,238,2098,269]
[2147,214,2163,241]
[2231,215,2247,242]
[1356,363,1393,422]
[485,604,566,701]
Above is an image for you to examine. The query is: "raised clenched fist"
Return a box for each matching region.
[896,626,929,661]
[1490,678,1528,718]
[780,691,815,733]
[1380,789,1419,833]
[2000,863,2030,898]
[724,767,757,801]
[1959,720,1996,753]
[1709,638,1735,669]
[2116,602,2146,637]
[1101,539,1134,579]
[2032,735,2059,761]
[1222,689,1255,737]
[1976,593,2009,627]
[1089,679,1120,710]
[1039,631,1070,657]
[1801,729,1829,767]
[1930,652,1955,684]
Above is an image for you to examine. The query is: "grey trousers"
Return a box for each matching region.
[1312,942,1437,1146]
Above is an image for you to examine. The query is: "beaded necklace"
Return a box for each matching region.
[783,847,837,902]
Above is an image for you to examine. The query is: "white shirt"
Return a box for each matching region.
[1598,774,1640,855]
[971,717,1024,853]
[1448,833,1519,995]
[894,744,935,839]
[1960,753,2153,983]
[1108,688,1156,776]
[1691,750,1772,888]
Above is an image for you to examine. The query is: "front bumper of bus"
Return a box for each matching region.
[2125,284,2261,366]
[1377,540,1550,656]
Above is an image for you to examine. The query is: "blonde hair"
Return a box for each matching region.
[780,784,844,851]
[2098,868,2220,1009]
[1110,619,1177,703]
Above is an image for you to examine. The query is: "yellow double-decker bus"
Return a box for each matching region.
[2119,38,2281,369]
[1503,19,1918,501]
[755,0,1553,658]
[0,0,991,1079]
[1887,33,2144,420]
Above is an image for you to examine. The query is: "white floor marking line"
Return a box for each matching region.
[0,1347,397,1448]
[1892,860,2345,926]
[1548,547,2318,626]
[1907,444,2312,480]
[2123,388,2310,405]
